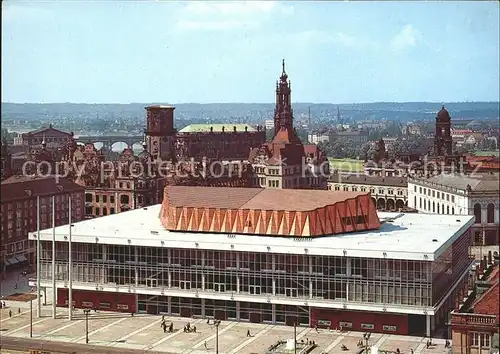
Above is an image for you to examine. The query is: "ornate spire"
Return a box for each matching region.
[142,135,147,150]
[274,60,293,136]
[280,58,288,81]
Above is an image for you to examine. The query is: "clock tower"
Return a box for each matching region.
[144,105,176,161]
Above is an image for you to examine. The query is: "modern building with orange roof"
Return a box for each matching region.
[159,186,380,237]
[30,186,476,337]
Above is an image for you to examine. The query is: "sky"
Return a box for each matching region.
[2,1,499,104]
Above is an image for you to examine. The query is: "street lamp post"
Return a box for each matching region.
[215,319,221,354]
[83,309,91,344]
[294,322,297,354]
[30,299,33,338]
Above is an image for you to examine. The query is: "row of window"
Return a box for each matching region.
[417,197,455,215]
[85,206,118,216]
[470,332,491,348]
[3,240,29,255]
[268,180,280,188]
[258,177,323,189]
[85,193,130,205]
[4,208,83,238]
[2,194,82,213]
[414,185,455,203]
[473,203,496,224]
[330,184,405,196]
[27,137,69,144]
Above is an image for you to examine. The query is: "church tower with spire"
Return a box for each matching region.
[274,59,294,136]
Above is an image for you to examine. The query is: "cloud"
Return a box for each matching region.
[2,4,54,22]
[390,25,421,52]
[175,1,294,31]
[291,30,379,50]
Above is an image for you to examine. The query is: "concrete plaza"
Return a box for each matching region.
[0,269,452,354]
[0,300,453,354]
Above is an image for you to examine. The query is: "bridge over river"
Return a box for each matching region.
[75,135,144,151]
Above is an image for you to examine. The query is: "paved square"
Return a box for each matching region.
[0,301,454,354]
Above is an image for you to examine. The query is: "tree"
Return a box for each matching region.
[387,138,408,158]
[318,138,360,159]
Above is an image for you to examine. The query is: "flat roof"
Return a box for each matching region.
[164,186,367,211]
[31,206,474,261]
[410,174,499,192]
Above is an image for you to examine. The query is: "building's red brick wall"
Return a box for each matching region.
[57,289,136,313]
[310,308,409,335]
[474,281,500,320]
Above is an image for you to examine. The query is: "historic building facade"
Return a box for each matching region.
[451,265,499,353]
[408,174,500,248]
[1,175,84,279]
[14,124,74,150]
[176,124,266,161]
[328,173,408,211]
[248,60,329,190]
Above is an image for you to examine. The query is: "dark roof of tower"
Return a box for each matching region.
[437,106,451,122]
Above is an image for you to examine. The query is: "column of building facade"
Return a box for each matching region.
[167,249,172,288]
[201,250,206,291]
[308,255,313,299]
[102,244,107,283]
[346,256,351,301]
[272,253,276,295]
[426,314,431,337]
[236,252,240,293]
[134,247,138,287]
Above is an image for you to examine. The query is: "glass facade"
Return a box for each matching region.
[431,231,471,304]
[39,232,470,310]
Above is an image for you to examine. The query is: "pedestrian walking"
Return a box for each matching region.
[204,341,208,350]
[9,310,12,317]
[247,329,251,337]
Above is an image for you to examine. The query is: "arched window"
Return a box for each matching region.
[437,204,440,214]
[451,207,455,214]
[441,204,445,214]
[487,203,495,223]
[474,203,482,223]
[419,197,422,208]
[414,196,417,207]
[85,193,92,203]
[447,205,450,214]
[432,202,435,213]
